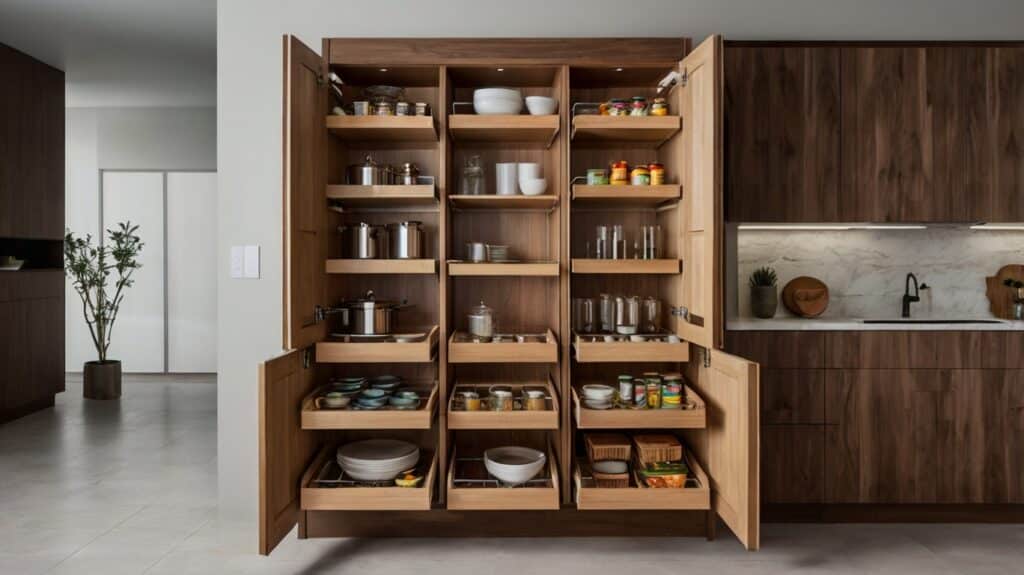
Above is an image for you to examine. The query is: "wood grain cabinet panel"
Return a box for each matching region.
[725,46,840,222]
[761,368,825,424]
[726,331,825,369]
[826,331,943,369]
[762,425,825,504]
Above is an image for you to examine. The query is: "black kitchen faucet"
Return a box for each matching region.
[902,273,930,318]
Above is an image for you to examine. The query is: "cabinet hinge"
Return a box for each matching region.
[656,70,685,95]
[702,347,711,369]
[302,348,311,369]
[670,306,689,319]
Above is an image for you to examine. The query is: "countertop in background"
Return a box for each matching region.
[727,317,1024,331]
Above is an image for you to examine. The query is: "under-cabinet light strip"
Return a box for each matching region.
[737,223,928,231]
[969,223,1024,230]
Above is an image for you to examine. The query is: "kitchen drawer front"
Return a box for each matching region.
[726,331,825,368]
[975,332,1024,369]
[761,425,825,504]
[825,332,961,369]
[761,369,825,424]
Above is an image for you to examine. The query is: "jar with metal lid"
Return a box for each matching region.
[650,97,668,116]
[630,96,648,116]
[607,99,629,116]
[467,301,495,341]
[617,375,634,405]
[398,162,420,186]
[630,165,650,186]
[460,155,486,195]
[610,161,629,185]
[649,162,665,185]
[414,102,430,116]
[374,101,393,116]
[395,101,411,116]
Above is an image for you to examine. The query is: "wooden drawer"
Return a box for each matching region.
[446,446,560,510]
[573,456,711,511]
[572,331,689,363]
[300,446,436,511]
[448,379,559,430]
[571,386,706,429]
[825,331,949,369]
[725,331,825,368]
[448,330,558,364]
[300,383,437,430]
[316,326,439,364]
[761,369,824,424]
[761,426,824,504]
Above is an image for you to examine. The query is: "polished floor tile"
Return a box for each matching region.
[0,375,1021,574]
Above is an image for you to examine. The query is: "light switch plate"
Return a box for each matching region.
[244,245,261,279]
[230,246,244,279]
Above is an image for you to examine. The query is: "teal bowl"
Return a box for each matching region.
[356,397,387,409]
[359,388,388,400]
[389,396,421,409]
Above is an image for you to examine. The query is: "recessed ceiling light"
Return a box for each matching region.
[615,67,624,72]
[379,68,388,72]
[496,68,505,72]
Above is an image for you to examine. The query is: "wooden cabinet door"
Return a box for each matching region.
[684,346,759,550]
[677,35,725,350]
[283,35,328,350]
[725,46,840,222]
[762,425,824,504]
[259,348,319,555]
[840,47,935,222]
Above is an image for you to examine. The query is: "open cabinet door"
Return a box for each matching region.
[259,348,319,555]
[684,346,760,550]
[677,35,725,350]
[283,35,328,350]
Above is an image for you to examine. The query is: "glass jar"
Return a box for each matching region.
[460,155,486,195]
[467,301,494,341]
[641,224,660,260]
[609,161,629,185]
[630,96,648,116]
[630,165,650,186]
[611,224,626,259]
[595,225,609,259]
[614,295,639,335]
[650,97,668,116]
[572,297,596,334]
[641,296,662,333]
[649,162,665,185]
[598,293,615,333]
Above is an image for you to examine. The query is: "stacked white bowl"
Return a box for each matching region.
[581,384,615,410]
[484,446,546,485]
[473,88,522,115]
[337,439,420,482]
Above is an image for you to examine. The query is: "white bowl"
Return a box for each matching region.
[473,88,522,115]
[582,384,615,401]
[525,96,558,115]
[519,178,548,196]
[484,446,546,485]
[337,439,420,481]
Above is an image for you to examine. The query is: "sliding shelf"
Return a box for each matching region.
[447,261,559,277]
[326,259,436,275]
[571,184,681,207]
[448,114,559,147]
[571,386,705,429]
[301,446,436,511]
[326,184,438,210]
[573,456,710,511]
[446,445,560,510]
[448,329,558,364]
[316,325,439,364]
[447,379,559,430]
[448,194,558,211]
[571,115,681,146]
[572,331,689,363]
[301,383,438,430]
[571,259,680,275]
[326,115,438,141]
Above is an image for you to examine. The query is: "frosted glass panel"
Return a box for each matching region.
[167,172,217,372]
[102,172,165,372]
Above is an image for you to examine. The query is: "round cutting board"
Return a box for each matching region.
[782,276,829,318]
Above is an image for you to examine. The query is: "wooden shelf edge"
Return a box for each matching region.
[572,331,690,363]
[447,261,559,277]
[326,259,437,275]
[570,259,680,275]
[325,115,438,141]
[447,329,559,364]
[316,325,440,364]
[571,386,706,430]
[448,114,560,147]
[571,184,681,206]
[301,445,437,511]
[448,195,559,210]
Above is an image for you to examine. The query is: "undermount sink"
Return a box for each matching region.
[862,319,1004,324]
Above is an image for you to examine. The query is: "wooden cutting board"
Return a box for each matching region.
[782,276,830,318]
[986,264,1024,319]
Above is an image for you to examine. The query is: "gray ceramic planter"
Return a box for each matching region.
[750,286,778,319]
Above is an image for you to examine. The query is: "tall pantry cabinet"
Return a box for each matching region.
[259,36,760,555]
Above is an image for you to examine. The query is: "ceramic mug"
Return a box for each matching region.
[488,388,513,411]
[495,163,518,195]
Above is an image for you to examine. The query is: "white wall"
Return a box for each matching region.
[65,107,216,371]
[216,0,1024,541]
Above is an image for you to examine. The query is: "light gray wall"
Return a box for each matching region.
[216,0,1024,543]
[65,107,216,371]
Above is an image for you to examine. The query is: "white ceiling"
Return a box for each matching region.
[0,0,215,108]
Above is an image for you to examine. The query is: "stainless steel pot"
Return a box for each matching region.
[466,242,487,262]
[340,222,387,259]
[398,162,420,186]
[347,155,394,185]
[387,221,423,259]
[341,290,412,335]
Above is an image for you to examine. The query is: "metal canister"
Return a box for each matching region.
[414,102,430,116]
[617,375,633,405]
[610,161,629,185]
[649,162,665,185]
[386,221,422,259]
[587,168,609,185]
[353,101,370,116]
[398,162,420,186]
[395,101,411,116]
[633,378,647,408]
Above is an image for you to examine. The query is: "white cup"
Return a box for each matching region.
[517,162,541,182]
[496,163,518,195]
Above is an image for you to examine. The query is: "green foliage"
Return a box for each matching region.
[64,222,143,363]
[1004,278,1024,290]
[748,266,778,288]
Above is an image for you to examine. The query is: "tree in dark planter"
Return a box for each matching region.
[64,222,143,399]
[748,266,779,319]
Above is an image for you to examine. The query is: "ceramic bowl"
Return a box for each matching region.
[389,395,421,409]
[356,397,387,409]
[359,388,388,399]
[582,384,615,401]
[583,398,612,410]
[525,96,558,115]
[592,460,628,474]
[484,446,546,485]
[394,390,420,400]
[519,178,548,196]
[473,88,523,115]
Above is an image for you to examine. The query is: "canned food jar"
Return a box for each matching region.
[630,165,651,186]
[608,99,629,116]
[353,101,371,116]
[610,161,629,185]
[617,375,633,404]
[630,96,648,116]
[650,97,668,116]
[395,101,411,116]
[374,102,393,116]
[414,102,430,116]
[649,162,665,186]
[633,378,647,408]
[587,168,609,185]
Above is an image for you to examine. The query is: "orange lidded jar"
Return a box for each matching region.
[609,161,629,185]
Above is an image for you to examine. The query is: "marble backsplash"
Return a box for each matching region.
[732,227,1024,319]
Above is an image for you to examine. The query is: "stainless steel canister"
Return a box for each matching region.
[347,155,392,185]
[341,222,387,259]
[465,242,487,262]
[387,221,423,259]
[398,162,420,186]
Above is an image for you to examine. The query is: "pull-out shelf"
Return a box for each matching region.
[448,329,558,364]
[448,378,559,430]
[570,115,681,146]
[446,446,560,510]
[301,383,438,430]
[316,326,439,363]
[325,115,438,141]
[325,259,436,275]
[571,386,705,429]
[571,259,680,275]
[300,446,437,511]
[573,455,710,511]
[572,331,690,363]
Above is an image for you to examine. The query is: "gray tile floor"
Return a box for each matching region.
[1,376,1022,574]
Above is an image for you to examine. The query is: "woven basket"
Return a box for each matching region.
[632,433,682,464]
[585,433,632,462]
[592,469,629,488]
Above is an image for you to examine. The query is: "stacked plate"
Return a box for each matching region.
[337,439,420,482]
[581,384,615,410]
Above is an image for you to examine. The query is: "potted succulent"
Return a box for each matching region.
[64,222,143,400]
[749,266,779,319]
[1004,278,1024,320]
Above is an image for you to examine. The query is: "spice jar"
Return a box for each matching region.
[608,99,629,116]
[488,387,513,411]
[630,165,651,186]
[650,97,668,116]
[610,161,629,185]
[395,102,410,116]
[649,162,665,185]
[630,96,648,116]
[398,162,420,186]
[524,389,546,411]
[461,391,481,411]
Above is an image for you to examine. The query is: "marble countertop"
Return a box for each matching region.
[727,317,1024,331]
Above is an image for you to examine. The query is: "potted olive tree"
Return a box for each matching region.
[749,266,779,319]
[64,222,143,400]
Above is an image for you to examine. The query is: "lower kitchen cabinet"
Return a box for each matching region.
[762,425,824,504]
[760,369,825,425]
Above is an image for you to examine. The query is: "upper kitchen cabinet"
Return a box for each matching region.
[725,45,840,222]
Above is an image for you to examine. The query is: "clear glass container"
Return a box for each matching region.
[460,155,486,196]
[614,295,639,334]
[641,296,662,333]
[611,224,626,259]
[595,225,609,259]
[467,300,494,340]
[572,297,596,333]
[641,224,661,260]
[598,293,615,333]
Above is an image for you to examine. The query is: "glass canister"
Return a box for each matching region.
[572,297,596,334]
[641,296,662,333]
[467,301,494,341]
[641,224,660,260]
[611,224,627,259]
[595,225,609,260]
[598,293,615,333]
[460,155,486,195]
[614,295,639,335]
[488,386,513,411]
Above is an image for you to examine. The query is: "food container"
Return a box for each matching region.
[465,242,487,263]
[598,293,615,333]
[461,391,481,411]
[650,97,668,116]
[632,433,682,464]
[467,301,495,341]
[488,388,513,411]
[460,155,486,195]
[585,433,632,462]
[630,165,650,186]
[572,297,596,333]
[633,378,647,407]
[603,99,629,116]
[398,162,420,186]
[617,375,633,405]
[614,295,639,334]
[646,379,662,409]
[395,101,411,116]
[347,155,392,186]
[609,161,629,185]
[340,290,411,335]
[636,461,689,488]
[374,102,393,116]
[340,222,388,259]
[649,162,665,185]
[386,221,423,259]
[414,102,430,116]
[641,296,662,332]
[353,101,370,116]
[630,96,648,116]
[586,169,609,185]
[524,389,546,411]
